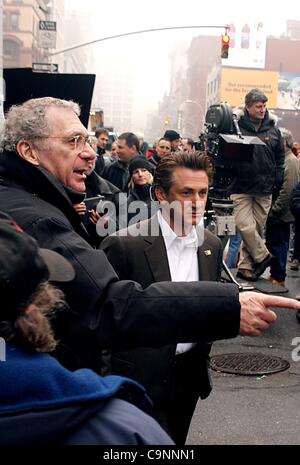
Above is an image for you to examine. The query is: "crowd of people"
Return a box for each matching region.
[0,90,300,445]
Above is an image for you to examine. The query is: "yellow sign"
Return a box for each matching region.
[220,68,279,108]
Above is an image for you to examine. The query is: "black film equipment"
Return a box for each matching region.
[3,68,96,128]
[198,103,266,290]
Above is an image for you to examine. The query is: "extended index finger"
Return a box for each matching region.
[258,294,300,310]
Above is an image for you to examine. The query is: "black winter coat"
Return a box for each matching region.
[101,160,130,192]
[83,171,123,245]
[290,181,300,219]
[0,151,240,373]
[231,109,285,194]
[290,181,300,260]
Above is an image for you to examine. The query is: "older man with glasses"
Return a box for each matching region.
[0,96,299,379]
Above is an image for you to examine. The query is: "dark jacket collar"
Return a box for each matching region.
[0,150,86,233]
[85,170,119,196]
[237,108,276,132]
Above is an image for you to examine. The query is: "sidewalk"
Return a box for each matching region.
[187,267,300,445]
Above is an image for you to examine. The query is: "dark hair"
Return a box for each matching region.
[118,132,140,152]
[292,142,300,156]
[245,88,268,107]
[153,151,214,193]
[158,137,171,145]
[95,128,109,138]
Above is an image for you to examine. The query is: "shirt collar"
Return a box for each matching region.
[157,210,198,250]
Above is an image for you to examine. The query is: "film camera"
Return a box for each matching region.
[196,102,265,235]
[196,103,265,289]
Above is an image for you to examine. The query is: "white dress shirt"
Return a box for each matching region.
[157,210,199,354]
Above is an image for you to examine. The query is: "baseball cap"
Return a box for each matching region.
[0,214,75,314]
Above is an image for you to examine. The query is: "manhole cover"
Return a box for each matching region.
[209,352,290,376]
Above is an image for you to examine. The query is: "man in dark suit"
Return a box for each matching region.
[101,151,223,445]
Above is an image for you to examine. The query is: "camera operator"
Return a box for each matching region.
[230,88,285,281]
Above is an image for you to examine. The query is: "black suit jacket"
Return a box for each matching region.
[101,215,223,405]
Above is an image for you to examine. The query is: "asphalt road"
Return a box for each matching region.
[187,268,300,445]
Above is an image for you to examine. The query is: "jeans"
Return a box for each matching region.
[225,234,241,268]
[265,221,291,281]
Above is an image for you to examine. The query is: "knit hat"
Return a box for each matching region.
[163,130,181,141]
[129,157,154,177]
[0,213,75,315]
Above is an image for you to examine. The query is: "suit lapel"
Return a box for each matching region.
[144,216,171,282]
[197,247,210,281]
[197,229,213,281]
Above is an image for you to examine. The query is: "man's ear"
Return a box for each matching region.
[154,186,167,202]
[16,140,40,166]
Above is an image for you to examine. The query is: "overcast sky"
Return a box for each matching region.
[64,0,300,35]
[63,0,300,131]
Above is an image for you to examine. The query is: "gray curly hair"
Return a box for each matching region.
[0,97,81,152]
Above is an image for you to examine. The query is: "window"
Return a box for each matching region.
[11,13,19,31]
[3,12,7,31]
[4,39,20,62]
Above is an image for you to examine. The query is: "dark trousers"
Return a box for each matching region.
[294,220,300,260]
[154,345,210,446]
[266,221,291,281]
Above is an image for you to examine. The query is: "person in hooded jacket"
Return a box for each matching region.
[0,214,173,445]
[231,88,285,282]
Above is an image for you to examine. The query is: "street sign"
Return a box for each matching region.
[39,20,56,31]
[38,20,57,49]
[32,63,58,73]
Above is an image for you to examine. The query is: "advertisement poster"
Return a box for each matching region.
[220,68,279,108]
[222,20,266,69]
[277,72,300,110]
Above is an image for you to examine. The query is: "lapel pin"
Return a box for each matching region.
[204,249,212,256]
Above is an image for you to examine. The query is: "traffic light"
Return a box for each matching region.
[221,33,230,59]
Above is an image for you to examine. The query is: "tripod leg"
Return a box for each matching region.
[222,260,255,291]
[222,260,241,287]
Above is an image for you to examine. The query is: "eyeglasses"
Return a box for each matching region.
[43,135,95,152]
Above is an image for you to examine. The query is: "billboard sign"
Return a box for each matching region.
[220,68,279,108]
[277,72,300,110]
[222,20,266,69]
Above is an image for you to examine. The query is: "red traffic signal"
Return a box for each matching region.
[221,33,230,59]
